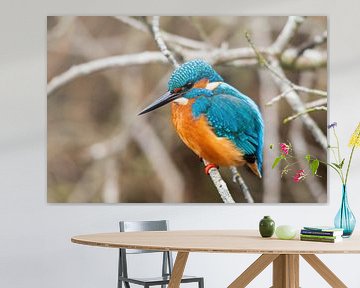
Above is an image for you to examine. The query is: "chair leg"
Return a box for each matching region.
[199,278,204,288]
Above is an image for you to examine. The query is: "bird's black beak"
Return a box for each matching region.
[138,91,182,115]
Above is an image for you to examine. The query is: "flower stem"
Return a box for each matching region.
[319,160,344,184]
[345,129,360,185]
[333,127,345,181]
[333,127,342,162]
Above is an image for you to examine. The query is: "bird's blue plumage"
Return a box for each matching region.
[191,82,264,173]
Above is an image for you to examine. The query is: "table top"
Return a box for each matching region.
[71,230,360,254]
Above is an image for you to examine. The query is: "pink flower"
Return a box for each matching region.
[280,143,289,155]
[293,169,306,183]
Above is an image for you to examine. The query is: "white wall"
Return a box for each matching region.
[1,0,360,287]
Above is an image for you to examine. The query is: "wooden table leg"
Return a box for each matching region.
[228,254,279,288]
[168,252,189,288]
[272,254,299,288]
[301,254,347,288]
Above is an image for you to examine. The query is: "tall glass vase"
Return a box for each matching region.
[334,185,356,237]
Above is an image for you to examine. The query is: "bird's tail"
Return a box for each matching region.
[247,162,262,178]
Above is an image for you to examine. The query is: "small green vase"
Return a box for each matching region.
[259,216,275,238]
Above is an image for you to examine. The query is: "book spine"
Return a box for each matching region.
[301,230,335,236]
[300,234,337,240]
[300,237,337,243]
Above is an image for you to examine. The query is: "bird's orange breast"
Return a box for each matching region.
[171,100,244,166]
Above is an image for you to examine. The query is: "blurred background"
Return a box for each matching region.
[47,16,327,203]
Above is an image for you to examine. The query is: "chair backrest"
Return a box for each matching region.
[118,220,174,282]
[119,220,169,254]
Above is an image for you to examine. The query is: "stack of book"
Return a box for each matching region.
[300,226,344,243]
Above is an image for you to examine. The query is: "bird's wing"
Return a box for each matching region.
[192,94,263,166]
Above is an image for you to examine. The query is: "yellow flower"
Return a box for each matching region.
[349,122,360,147]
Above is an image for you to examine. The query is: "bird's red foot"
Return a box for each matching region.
[204,163,219,175]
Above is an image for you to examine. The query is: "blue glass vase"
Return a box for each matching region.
[334,185,356,237]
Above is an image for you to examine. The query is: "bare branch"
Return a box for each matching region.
[69,21,186,203]
[245,32,327,150]
[47,51,167,95]
[230,166,254,203]
[247,33,327,98]
[175,44,269,65]
[151,16,180,68]
[132,121,185,202]
[270,16,306,54]
[296,31,327,57]
[48,21,327,97]
[251,17,281,203]
[271,60,328,150]
[283,106,327,124]
[265,88,294,107]
[281,48,327,70]
[113,16,149,32]
[305,98,327,109]
[102,158,120,203]
[114,16,325,71]
[203,160,235,203]
[114,16,210,50]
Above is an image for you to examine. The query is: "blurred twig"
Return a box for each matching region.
[245,26,328,150]
[102,158,120,203]
[151,16,180,68]
[47,52,167,95]
[246,32,327,99]
[251,17,282,203]
[48,18,327,97]
[72,20,186,202]
[305,98,327,109]
[269,60,328,150]
[230,166,254,203]
[114,16,210,50]
[281,48,327,70]
[114,16,326,69]
[296,31,327,57]
[283,106,327,124]
[270,16,306,54]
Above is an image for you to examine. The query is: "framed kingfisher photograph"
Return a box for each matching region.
[47,16,328,203]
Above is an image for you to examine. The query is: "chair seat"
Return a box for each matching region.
[119,274,203,285]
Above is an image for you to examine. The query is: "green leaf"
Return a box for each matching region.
[310,159,320,175]
[272,156,282,169]
[305,154,311,163]
[339,158,345,169]
[332,162,341,169]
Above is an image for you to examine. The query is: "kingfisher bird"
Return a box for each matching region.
[139,59,264,178]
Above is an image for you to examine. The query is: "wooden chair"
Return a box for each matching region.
[118,220,204,288]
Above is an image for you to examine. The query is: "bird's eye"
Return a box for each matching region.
[184,82,193,89]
